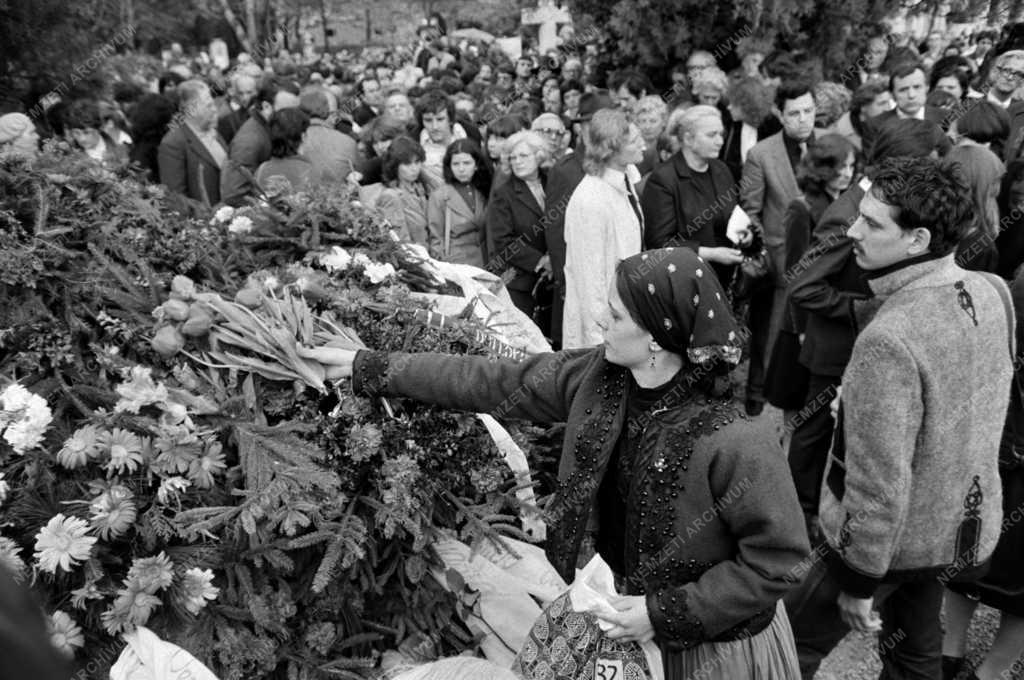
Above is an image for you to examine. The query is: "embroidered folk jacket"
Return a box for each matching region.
[352,347,809,651]
[820,253,1014,598]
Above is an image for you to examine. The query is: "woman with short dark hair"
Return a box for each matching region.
[377,136,431,245]
[255,108,321,193]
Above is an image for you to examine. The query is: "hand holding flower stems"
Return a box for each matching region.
[295,346,357,381]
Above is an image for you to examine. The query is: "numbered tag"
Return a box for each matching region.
[594,657,624,680]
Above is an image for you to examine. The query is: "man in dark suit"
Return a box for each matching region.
[220,82,299,207]
[740,79,817,415]
[993,51,1024,160]
[158,80,228,214]
[351,76,383,127]
[862,61,947,151]
[216,71,258,145]
[543,91,614,349]
[784,118,951,536]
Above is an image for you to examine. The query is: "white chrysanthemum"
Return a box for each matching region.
[363,262,397,284]
[114,366,169,414]
[320,246,352,272]
[1,383,52,454]
[33,514,97,574]
[227,215,254,233]
[0,472,8,505]
[156,476,191,504]
[97,428,145,476]
[181,567,219,615]
[352,253,371,267]
[211,206,235,224]
[48,610,85,657]
[89,484,138,540]
[56,424,102,469]
[126,552,175,593]
[0,536,26,580]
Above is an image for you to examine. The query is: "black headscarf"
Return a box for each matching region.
[616,247,743,366]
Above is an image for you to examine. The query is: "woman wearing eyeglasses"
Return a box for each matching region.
[485,130,553,317]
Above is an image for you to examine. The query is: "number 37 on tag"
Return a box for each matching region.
[595,658,624,680]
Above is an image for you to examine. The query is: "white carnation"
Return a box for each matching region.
[211,206,235,224]
[363,262,397,285]
[1,384,52,454]
[319,246,352,272]
[228,216,254,233]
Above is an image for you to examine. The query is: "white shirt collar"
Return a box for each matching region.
[896,107,925,120]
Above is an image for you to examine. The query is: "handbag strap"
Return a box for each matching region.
[979,272,1023,402]
[979,272,1016,361]
[443,201,452,259]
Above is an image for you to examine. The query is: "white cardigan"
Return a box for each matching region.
[562,165,643,349]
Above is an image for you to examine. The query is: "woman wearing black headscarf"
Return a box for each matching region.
[299,248,809,679]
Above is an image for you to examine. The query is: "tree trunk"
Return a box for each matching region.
[216,0,251,50]
[245,0,259,50]
[987,0,1003,24]
[319,0,329,53]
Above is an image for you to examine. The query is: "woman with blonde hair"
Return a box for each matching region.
[485,130,553,317]
[635,95,669,174]
[691,66,730,108]
[562,109,646,348]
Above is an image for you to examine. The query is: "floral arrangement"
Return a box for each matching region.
[0,147,558,679]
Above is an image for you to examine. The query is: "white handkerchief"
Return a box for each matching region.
[726,205,752,245]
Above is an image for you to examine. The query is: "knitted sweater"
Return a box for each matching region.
[819,253,1014,597]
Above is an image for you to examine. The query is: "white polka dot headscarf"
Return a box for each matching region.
[616,247,743,366]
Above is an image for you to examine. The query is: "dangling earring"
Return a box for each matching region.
[648,350,657,369]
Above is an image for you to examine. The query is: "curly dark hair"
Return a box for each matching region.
[415,88,455,130]
[382,136,426,183]
[869,157,973,256]
[268,108,310,158]
[61,99,102,131]
[727,77,773,128]
[128,93,175,143]
[797,133,856,193]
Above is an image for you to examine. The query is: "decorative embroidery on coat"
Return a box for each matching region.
[955,281,978,326]
[954,475,983,567]
[652,586,708,650]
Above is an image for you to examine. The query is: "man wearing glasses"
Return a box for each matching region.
[996,51,1024,161]
[988,50,1024,108]
[530,113,570,160]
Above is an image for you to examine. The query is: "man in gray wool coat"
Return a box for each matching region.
[785,157,1015,680]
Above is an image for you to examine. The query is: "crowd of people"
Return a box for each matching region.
[2,12,1024,680]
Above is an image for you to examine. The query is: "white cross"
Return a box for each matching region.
[521,0,572,55]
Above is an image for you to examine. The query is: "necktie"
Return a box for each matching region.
[625,176,645,236]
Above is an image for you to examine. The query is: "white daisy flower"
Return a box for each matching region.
[48,610,85,657]
[0,536,26,580]
[33,514,97,574]
[181,567,219,615]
